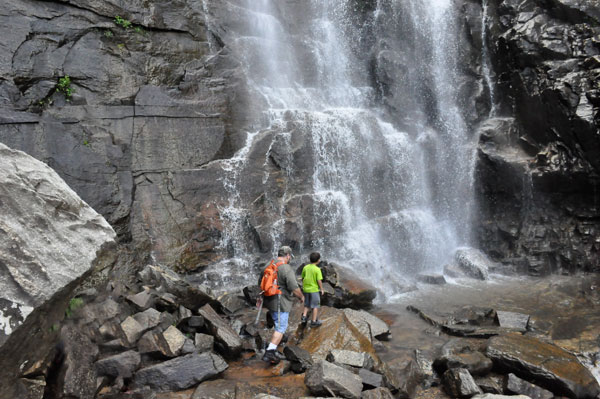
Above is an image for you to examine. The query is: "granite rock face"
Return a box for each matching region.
[476,0,600,274]
[0,143,117,397]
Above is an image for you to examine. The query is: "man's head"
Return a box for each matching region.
[278,245,294,263]
[309,252,321,264]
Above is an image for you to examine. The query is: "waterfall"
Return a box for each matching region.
[201,0,482,298]
[481,0,497,116]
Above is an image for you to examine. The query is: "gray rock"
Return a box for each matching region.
[475,376,504,394]
[100,339,128,352]
[95,350,141,378]
[305,360,363,399]
[132,308,162,330]
[495,311,529,331]
[506,373,554,399]
[133,352,228,392]
[284,345,313,372]
[156,292,178,312]
[437,339,494,376]
[343,309,391,341]
[217,292,248,314]
[181,338,196,354]
[178,306,192,321]
[416,274,447,285]
[162,325,186,356]
[327,349,375,370]
[360,387,395,399]
[453,248,491,280]
[443,368,483,397]
[198,304,242,358]
[358,368,384,389]
[127,289,155,311]
[0,144,116,397]
[137,330,170,357]
[194,333,215,353]
[121,316,145,345]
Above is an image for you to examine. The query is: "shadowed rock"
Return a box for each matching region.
[486,333,600,398]
[443,368,483,397]
[134,352,228,392]
[95,350,141,378]
[506,373,553,399]
[198,304,242,358]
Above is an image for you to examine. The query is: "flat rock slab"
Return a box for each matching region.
[134,352,228,392]
[506,373,553,399]
[495,311,529,331]
[95,350,140,378]
[486,333,600,398]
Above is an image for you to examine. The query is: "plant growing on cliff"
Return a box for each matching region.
[114,15,132,29]
[65,297,84,318]
[56,75,73,100]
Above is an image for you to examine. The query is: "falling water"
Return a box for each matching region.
[481,0,497,116]
[202,0,483,297]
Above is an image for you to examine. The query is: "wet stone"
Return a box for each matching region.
[284,345,313,372]
[443,368,483,397]
[495,311,529,331]
[506,373,553,399]
[417,274,447,285]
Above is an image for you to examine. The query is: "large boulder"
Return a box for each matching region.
[0,144,116,397]
[486,333,600,398]
[133,352,228,392]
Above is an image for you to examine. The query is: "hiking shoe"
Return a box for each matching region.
[262,349,280,365]
[301,315,308,325]
[310,320,322,327]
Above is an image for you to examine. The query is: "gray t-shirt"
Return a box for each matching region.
[263,262,299,313]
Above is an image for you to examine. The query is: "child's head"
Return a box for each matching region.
[309,252,321,263]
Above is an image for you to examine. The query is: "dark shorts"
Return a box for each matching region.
[304,292,320,308]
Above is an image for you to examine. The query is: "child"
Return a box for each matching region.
[301,252,324,327]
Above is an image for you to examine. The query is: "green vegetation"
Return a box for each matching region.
[65,297,84,318]
[104,29,113,38]
[117,43,126,51]
[114,15,132,29]
[49,323,59,332]
[56,75,73,100]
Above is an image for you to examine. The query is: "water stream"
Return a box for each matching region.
[202,0,485,297]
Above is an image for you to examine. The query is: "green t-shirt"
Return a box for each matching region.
[301,263,323,293]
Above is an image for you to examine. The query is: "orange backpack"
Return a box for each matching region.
[260,260,284,296]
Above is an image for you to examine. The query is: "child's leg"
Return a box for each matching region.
[312,307,318,321]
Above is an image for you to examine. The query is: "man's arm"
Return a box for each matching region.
[292,287,304,302]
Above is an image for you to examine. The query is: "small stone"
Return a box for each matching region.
[163,325,186,356]
[194,333,214,353]
[178,306,192,321]
[305,360,363,399]
[327,349,374,370]
[361,387,395,399]
[284,345,313,372]
[443,368,483,397]
[132,308,162,330]
[417,274,447,285]
[181,338,196,355]
[126,289,154,310]
[506,373,553,399]
[121,316,145,345]
[359,368,384,389]
[95,350,141,378]
[495,311,529,331]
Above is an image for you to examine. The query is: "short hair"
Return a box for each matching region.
[278,245,293,257]
[309,252,320,263]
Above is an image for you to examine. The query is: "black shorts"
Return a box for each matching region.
[304,292,320,308]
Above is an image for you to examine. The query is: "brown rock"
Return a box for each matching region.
[486,333,600,398]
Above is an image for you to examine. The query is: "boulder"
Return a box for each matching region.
[321,264,377,310]
[194,333,215,353]
[360,387,395,399]
[486,333,600,398]
[453,248,491,280]
[216,292,248,314]
[359,368,384,389]
[506,373,553,399]
[198,304,242,358]
[162,325,187,356]
[475,375,504,394]
[305,360,363,399]
[137,329,170,357]
[133,352,228,392]
[284,345,313,372]
[298,307,379,361]
[436,339,493,376]
[132,308,162,330]
[121,316,146,346]
[0,144,116,397]
[343,308,391,341]
[138,265,215,310]
[495,311,529,331]
[327,349,375,370]
[95,350,141,378]
[443,368,483,397]
[417,274,447,285]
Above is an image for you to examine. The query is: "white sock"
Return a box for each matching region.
[267,343,277,351]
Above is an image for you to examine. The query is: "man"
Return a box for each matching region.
[262,245,304,364]
[301,252,324,327]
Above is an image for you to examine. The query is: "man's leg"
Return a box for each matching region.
[263,312,289,364]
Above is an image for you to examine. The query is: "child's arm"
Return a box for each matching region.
[318,279,324,295]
